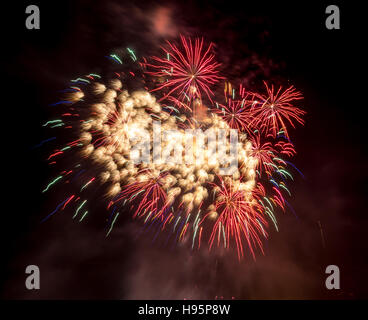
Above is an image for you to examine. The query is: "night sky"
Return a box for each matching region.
[1,0,367,299]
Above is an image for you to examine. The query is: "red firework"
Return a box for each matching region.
[146,35,222,105]
[205,177,268,259]
[249,134,277,176]
[249,81,305,139]
[110,170,170,221]
[214,96,252,132]
[275,140,296,157]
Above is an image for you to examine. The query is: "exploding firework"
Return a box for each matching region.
[249,134,277,177]
[248,81,305,139]
[41,38,305,260]
[214,97,252,132]
[206,176,268,259]
[145,35,222,107]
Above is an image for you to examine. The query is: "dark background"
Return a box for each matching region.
[1,0,367,299]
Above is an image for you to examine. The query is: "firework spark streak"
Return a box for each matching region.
[41,37,306,260]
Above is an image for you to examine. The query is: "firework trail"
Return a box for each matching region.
[41,37,305,260]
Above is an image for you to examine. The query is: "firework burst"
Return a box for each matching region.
[205,176,268,259]
[214,97,252,132]
[249,81,305,139]
[249,134,277,177]
[41,38,306,260]
[145,35,222,107]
